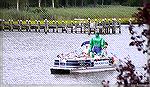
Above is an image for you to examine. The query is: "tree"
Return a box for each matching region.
[38,0,41,8]
[81,0,84,7]
[17,0,29,10]
[44,0,47,7]
[17,0,19,11]
[83,0,88,6]
[102,0,104,5]
[94,0,97,7]
[0,0,28,10]
[129,2,150,83]
[52,0,54,8]
[17,0,28,11]
[127,0,141,6]
[52,0,58,8]
[74,0,76,7]
[0,0,11,9]
[66,0,68,7]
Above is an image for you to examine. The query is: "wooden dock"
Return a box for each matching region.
[0,19,121,34]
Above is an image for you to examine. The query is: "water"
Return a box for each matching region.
[2,25,147,85]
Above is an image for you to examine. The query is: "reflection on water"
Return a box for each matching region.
[2,25,147,84]
[53,71,117,84]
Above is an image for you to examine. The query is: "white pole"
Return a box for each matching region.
[52,0,55,8]
[39,0,41,8]
[17,0,19,11]
[102,0,104,5]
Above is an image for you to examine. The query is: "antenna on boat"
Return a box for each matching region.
[59,57,61,68]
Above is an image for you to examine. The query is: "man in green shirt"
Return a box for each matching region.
[88,32,105,57]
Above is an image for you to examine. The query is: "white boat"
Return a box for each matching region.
[50,41,117,74]
[50,57,116,74]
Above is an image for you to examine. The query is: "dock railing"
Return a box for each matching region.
[0,18,123,34]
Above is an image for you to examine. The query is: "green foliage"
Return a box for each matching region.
[127,0,141,7]
[0,0,143,9]
[0,6,138,21]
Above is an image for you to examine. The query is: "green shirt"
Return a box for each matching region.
[89,36,105,51]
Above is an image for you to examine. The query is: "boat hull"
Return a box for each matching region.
[50,58,115,74]
[50,68,70,74]
[50,66,115,74]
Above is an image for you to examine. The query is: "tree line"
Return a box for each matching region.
[0,0,143,10]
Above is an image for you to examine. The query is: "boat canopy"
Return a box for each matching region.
[81,41,90,47]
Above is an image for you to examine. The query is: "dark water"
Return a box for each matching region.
[2,25,147,85]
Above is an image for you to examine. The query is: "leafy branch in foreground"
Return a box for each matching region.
[127,2,150,86]
[129,3,150,54]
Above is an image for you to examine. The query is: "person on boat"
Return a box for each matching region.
[101,42,108,57]
[88,32,105,58]
[80,41,90,57]
[82,44,90,57]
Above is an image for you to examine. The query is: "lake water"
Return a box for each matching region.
[2,25,148,85]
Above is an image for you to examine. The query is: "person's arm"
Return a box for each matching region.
[101,38,105,48]
[90,38,94,50]
[88,38,93,53]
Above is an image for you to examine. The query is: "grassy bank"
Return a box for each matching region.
[3,17,133,25]
[0,5,138,21]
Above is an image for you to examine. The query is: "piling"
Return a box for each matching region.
[80,21,83,33]
[44,19,49,34]
[26,20,31,32]
[94,19,97,34]
[61,21,67,33]
[107,19,111,34]
[118,19,121,33]
[11,20,14,31]
[56,21,58,33]
[52,20,55,33]
[104,18,108,34]
[83,21,86,33]
[101,19,106,34]
[8,19,13,31]
[98,21,102,34]
[37,20,41,32]
[71,21,74,33]
[65,21,68,33]
[2,19,5,31]
[18,20,22,31]
[112,18,117,34]
[88,18,91,35]
[74,21,77,33]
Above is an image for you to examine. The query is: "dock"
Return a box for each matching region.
[0,18,122,34]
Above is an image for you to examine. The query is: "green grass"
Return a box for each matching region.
[51,6,137,19]
[0,5,139,24]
